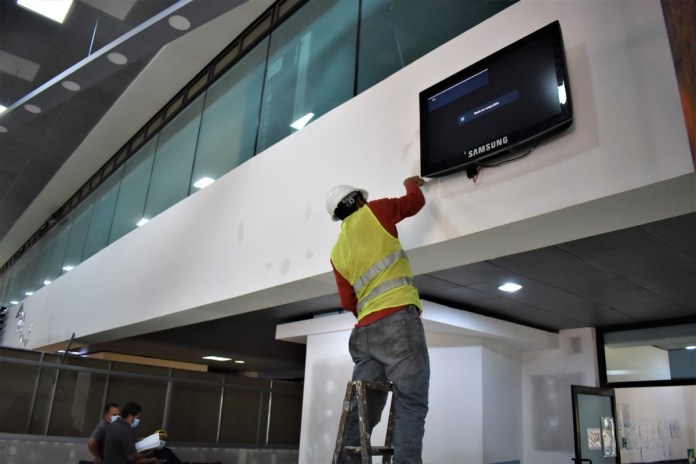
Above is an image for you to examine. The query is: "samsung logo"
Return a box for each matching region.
[467,136,508,158]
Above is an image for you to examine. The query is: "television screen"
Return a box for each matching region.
[419,20,573,178]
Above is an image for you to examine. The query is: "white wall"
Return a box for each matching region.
[616,386,696,463]
[521,327,599,464]
[282,306,604,464]
[2,1,693,360]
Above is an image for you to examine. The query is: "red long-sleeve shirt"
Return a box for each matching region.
[331,182,425,326]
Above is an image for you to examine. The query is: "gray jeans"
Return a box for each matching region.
[343,305,430,464]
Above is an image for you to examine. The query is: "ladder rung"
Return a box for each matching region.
[344,445,394,456]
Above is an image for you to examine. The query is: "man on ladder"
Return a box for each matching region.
[326,176,430,464]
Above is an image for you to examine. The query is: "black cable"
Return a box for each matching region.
[480,143,538,168]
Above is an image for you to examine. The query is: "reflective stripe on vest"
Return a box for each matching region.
[353,249,408,294]
[356,276,415,313]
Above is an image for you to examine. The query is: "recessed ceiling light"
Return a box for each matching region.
[234,360,245,364]
[62,265,74,272]
[25,291,34,296]
[193,177,215,189]
[61,80,80,91]
[24,104,42,113]
[687,346,696,350]
[290,112,315,130]
[107,52,128,65]
[10,300,19,305]
[43,280,52,286]
[136,218,149,227]
[202,356,232,362]
[168,15,191,31]
[498,282,522,293]
[17,0,73,23]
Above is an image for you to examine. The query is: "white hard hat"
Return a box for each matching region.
[326,185,368,221]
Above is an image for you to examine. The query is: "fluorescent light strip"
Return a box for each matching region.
[202,356,231,362]
[498,282,522,293]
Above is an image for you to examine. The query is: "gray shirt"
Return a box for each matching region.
[89,420,110,457]
[102,419,137,464]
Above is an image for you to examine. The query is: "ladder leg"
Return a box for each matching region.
[333,381,356,464]
[356,381,372,464]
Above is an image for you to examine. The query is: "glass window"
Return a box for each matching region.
[256,0,358,152]
[82,169,123,260]
[357,0,516,93]
[191,39,269,192]
[109,138,157,244]
[600,321,696,384]
[42,222,72,284]
[144,95,204,219]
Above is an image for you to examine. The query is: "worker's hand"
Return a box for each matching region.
[404,176,425,187]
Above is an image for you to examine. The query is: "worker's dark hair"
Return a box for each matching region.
[103,402,119,414]
[334,191,363,221]
[120,402,142,419]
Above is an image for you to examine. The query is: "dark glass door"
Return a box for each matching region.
[571,385,620,464]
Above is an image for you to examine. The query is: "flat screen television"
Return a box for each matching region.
[419,20,573,178]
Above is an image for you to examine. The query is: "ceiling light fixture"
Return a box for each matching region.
[193,177,215,189]
[61,80,80,92]
[10,301,19,305]
[43,280,52,286]
[107,52,128,65]
[62,265,74,272]
[498,282,522,293]
[136,218,149,227]
[17,0,73,24]
[290,112,315,130]
[234,360,245,364]
[168,15,191,31]
[687,346,696,350]
[24,104,42,114]
[0,105,6,113]
[25,291,34,296]
[202,356,232,362]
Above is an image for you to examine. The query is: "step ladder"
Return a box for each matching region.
[332,380,396,464]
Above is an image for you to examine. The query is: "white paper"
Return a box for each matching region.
[135,432,160,452]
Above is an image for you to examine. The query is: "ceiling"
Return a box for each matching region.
[0,0,694,381]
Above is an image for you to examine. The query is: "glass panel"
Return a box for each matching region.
[256,0,358,152]
[144,95,204,219]
[267,382,303,445]
[167,382,221,442]
[30,367,58,434]
[357,0,516,93]
[191,39,268,192]
[220,387,266,444]
[48,370,107,437]
[61,196,96,271]
[107,375,167,433]
[42,222,72,284]
[0,360,39,433]
[82,168,123,260]
[603,323,696,383]
[109,137,157,244]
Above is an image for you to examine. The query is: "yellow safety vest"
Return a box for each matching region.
[331,205,421,322]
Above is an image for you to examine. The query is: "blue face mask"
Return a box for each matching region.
[130,418,140,429]
[158,440,166,450]
[110,415,120,423]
